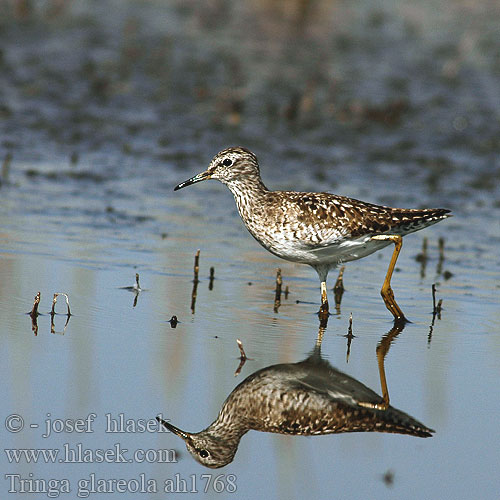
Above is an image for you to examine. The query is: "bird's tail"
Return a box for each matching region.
[389,207,451,235]
[356,404,435,438]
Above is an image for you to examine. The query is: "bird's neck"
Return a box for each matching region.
[225,177,269,219]
[225,175,268,198]
[205,412,249,446]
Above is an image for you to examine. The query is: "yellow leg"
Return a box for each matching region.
[371,235,406,322]
[317,281,330,324]
[319,281,329,314]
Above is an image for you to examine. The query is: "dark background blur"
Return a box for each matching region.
[1,0,499,212]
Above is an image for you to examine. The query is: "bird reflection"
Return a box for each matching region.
[157,323,433,468]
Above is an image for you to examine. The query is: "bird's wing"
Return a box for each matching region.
[277,191,450,248]
[292,365,386,408]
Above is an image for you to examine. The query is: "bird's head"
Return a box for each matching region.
[174,147,260,190]
[157,417,238,468]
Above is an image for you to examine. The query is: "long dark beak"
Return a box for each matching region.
[174,170,211,191]
[156,416,190,441]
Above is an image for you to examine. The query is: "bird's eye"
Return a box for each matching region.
[199,449,209,458]
[222,158,232,167]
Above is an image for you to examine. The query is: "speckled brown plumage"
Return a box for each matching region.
[158,348,433,468]
[175,147,451,315]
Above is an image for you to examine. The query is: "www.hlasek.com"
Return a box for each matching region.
[5,442,176,464]
[5,473,237,497]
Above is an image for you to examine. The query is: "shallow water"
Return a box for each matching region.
[1,1,500,499]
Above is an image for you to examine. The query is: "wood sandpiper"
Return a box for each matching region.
[174,147,451,321]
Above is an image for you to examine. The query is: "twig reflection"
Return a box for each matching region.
[273,268,282,313]
[333,266,345,314]
[428,283,443,345]
[50,314,71,335]
[415,237,428,279]
[436,237,445,276]
[191,250,200,314]
[344,312,355,363]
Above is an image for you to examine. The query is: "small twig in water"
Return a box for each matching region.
[191,251,200,313]
[237,339,247,360]
[234,339,253,376]
[273,268,282,313]
[51,293,72,316]
[29,292,41,318]
[193,249,200,283]
[208,267,215,291]
[120,273,142,292]
[431,283,443,317]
